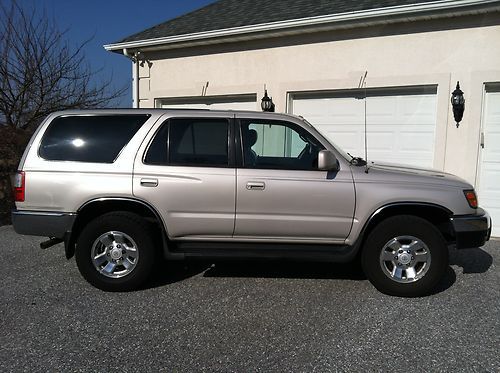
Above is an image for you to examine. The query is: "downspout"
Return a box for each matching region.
[123,48,140,108]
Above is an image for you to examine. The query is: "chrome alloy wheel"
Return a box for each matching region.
[379,235,431,283]
[91,231,139,278]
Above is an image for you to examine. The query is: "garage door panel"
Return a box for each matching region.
[480,165,500,191]
[368,132,395,150]
[296,98,359,114]
[400,97,437,125]
[367,97,397,116]
[363,124,434,132]
[397,115,437,125]
[400,95,437,113]
[398,148,434,157]
[364,115,399,125]
[483,132,500,162]
[292,92,437,168]
[325,130,363,153]
[323,98,363,114]
[484,92,500,113]
[371,114,435,126]
[305,115,362,125]
[478,90,500,237]
[294,99,363,125]
[398,132,435,151]
[328,131,362,145]
[303,116,361,125]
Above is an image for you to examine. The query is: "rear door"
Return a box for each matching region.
[133,113,236,239]
[234,116,355,243]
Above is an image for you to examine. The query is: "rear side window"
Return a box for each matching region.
[39,115,150,163]
[145,118,229,167]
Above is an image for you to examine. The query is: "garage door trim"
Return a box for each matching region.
[156,93,257,108]
[287,85,438,111]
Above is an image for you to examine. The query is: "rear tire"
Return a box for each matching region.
[75,212,156,291]
[361,215,448,297]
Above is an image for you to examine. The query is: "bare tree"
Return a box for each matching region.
[0,1,126,130]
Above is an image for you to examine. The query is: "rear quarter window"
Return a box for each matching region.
[39,115,150,163]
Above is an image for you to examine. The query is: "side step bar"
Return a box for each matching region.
[169,241,358,263]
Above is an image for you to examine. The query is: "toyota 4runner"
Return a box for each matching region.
[11,109,491,296]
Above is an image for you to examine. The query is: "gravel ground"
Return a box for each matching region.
[0,225,499,373]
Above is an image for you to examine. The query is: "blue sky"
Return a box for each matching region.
[21,0,216,107]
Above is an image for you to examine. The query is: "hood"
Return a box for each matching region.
[356,161,473,189]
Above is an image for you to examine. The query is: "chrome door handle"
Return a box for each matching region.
[246,181,265,190]
[140,178,158,187]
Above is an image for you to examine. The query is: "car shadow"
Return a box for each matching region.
[141,246,493,293]
[142,259,366,290]
[448,246,493,274]
[430,266,456,295]
[202,260,366,280]
[141,260,212,289]
[430,246,493,295]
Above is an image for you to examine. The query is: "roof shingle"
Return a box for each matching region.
[118,0,439,43]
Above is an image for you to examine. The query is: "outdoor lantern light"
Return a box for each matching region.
[261,89,275,112]
[451,81,465,127]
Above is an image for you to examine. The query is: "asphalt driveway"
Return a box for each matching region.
[0,225,498,372]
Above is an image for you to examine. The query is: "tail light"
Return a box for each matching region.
[464,190,478,209]
[12,171,25,202]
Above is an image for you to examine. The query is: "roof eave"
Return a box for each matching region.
[104,0,500,53]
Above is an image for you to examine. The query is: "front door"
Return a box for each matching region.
[133,114,236,239]
[234,117,355,243]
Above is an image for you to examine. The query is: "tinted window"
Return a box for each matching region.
[241,120,324,170]
[144,123,168,165]
[39,115,149,163]
[145,118,229,166]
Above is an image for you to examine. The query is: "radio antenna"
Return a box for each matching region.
[358,71,369,173]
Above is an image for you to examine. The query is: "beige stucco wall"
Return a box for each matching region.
[135,14,500,186]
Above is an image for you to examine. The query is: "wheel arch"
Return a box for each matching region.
[65,197,169,259]
[356,202,455,253]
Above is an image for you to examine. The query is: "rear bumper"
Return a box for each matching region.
[451,209,491,249]
[11,210,76,239]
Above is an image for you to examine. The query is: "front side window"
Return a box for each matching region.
[39,115,150,163]
[240,119,324,170]
[145,118,229,167]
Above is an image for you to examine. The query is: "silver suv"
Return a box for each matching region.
[11,109,491,296]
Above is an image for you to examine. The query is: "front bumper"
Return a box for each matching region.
[12,210,76,239]
[451,208,491,249]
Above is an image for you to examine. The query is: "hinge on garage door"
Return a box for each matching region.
[480,132,485,149]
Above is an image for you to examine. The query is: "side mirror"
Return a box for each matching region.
[318,150,339,171]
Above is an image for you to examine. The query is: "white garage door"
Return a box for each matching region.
[291,89,438,168]
[478,86,500,237]
[160,95,257,111]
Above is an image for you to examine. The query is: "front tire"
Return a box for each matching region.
[361,215,448,297]
[75,212,156,291]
